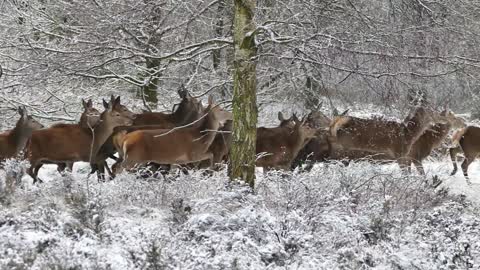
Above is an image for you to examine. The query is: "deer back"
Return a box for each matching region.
[0,107,43,159]
[118,97,230,165]
[133,90,202,126]
[256,114,316,168]
[407,121,452,161]
[330,106,432,158]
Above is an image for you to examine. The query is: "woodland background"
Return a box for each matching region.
[1,0,480,124]
[1,1,480,269]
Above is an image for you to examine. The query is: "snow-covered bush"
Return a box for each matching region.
[0,162,479,269]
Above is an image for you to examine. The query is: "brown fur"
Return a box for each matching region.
[404,121,452,175]
[132,89,202,126]
[256,115,317,170]
[101,90,204,176]
[113,97,231,174]
[0,107,43,160]
[449,126,480,180]
[329,107,432,160]
[26,96,135,183]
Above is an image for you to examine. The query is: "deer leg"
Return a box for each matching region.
[111,158,123,178]
[114,159,137,176]
[29,163,44,184]
[96,162,106,182]
[449,146,462,176]
[57,162,74,174]
[461,152,475,184]
[57,163,66,173]
[412,159,425,175]
[397,158,410,174]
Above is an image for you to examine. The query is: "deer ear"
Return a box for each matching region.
[278,112,284,121]
[87,99,93,108]
[102,99,109,109]
[208,95,214,105]
[178,88,187,99]
[114,96,121,105]
[18,106,25,117]
[82,99,87,109]
[292,113,300,123]
[332,108,339,116]
[340,109,349,116]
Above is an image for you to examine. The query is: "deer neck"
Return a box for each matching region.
[402,116,429,146]
[288,127,308,155]
[195,112,220,151]
[9,123,33,155]
[89,120,117,160]
[171,102,190,123]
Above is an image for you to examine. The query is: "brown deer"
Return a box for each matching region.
[195,112,294,171]
[291,108,365,170]
[112,96,232,175]
[449,126,480,181]
[26,96,135,183]
[51,99,102,173]
[132,89,202,126]
[400,109,465,175]
[329,106,434,163]
[100,90,204,176]
[0,107,43,160]
[256,114,317,171]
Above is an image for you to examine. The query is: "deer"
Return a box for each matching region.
[112,96,232,175]
[399,109,464,175]
[449,126,480,182]
[291,108,363,171]
[256,114,317,171]
[131,88,202,126]
[100,89,204,177]
[26,96,135,183]
[0,107,43,161]
[329,106,436,167]
[49,99,102,173]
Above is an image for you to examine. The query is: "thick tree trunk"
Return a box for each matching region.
[228,0,257,189]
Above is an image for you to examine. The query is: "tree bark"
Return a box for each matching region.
[137,58,160,105]
[228,0,257,189]
[212,0,225,71]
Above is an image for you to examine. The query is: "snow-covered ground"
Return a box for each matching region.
[1,158,479,269]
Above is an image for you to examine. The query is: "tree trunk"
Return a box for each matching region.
[228,0,257,189]
[137,58,160,106]
[212,0,225,71]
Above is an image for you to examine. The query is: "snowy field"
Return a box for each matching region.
[0,157,479,270]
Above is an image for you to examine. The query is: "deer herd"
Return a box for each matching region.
[0,90,479,185]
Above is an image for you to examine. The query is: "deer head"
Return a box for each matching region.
[102,95,136,127]
[293,114,317,141]
[18,106,43,131]
[80,99,101,128]
[278,112,296,128]
[206,96,232,127]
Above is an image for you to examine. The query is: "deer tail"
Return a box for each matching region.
[451,127,467,146]
[330,116,350,137]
